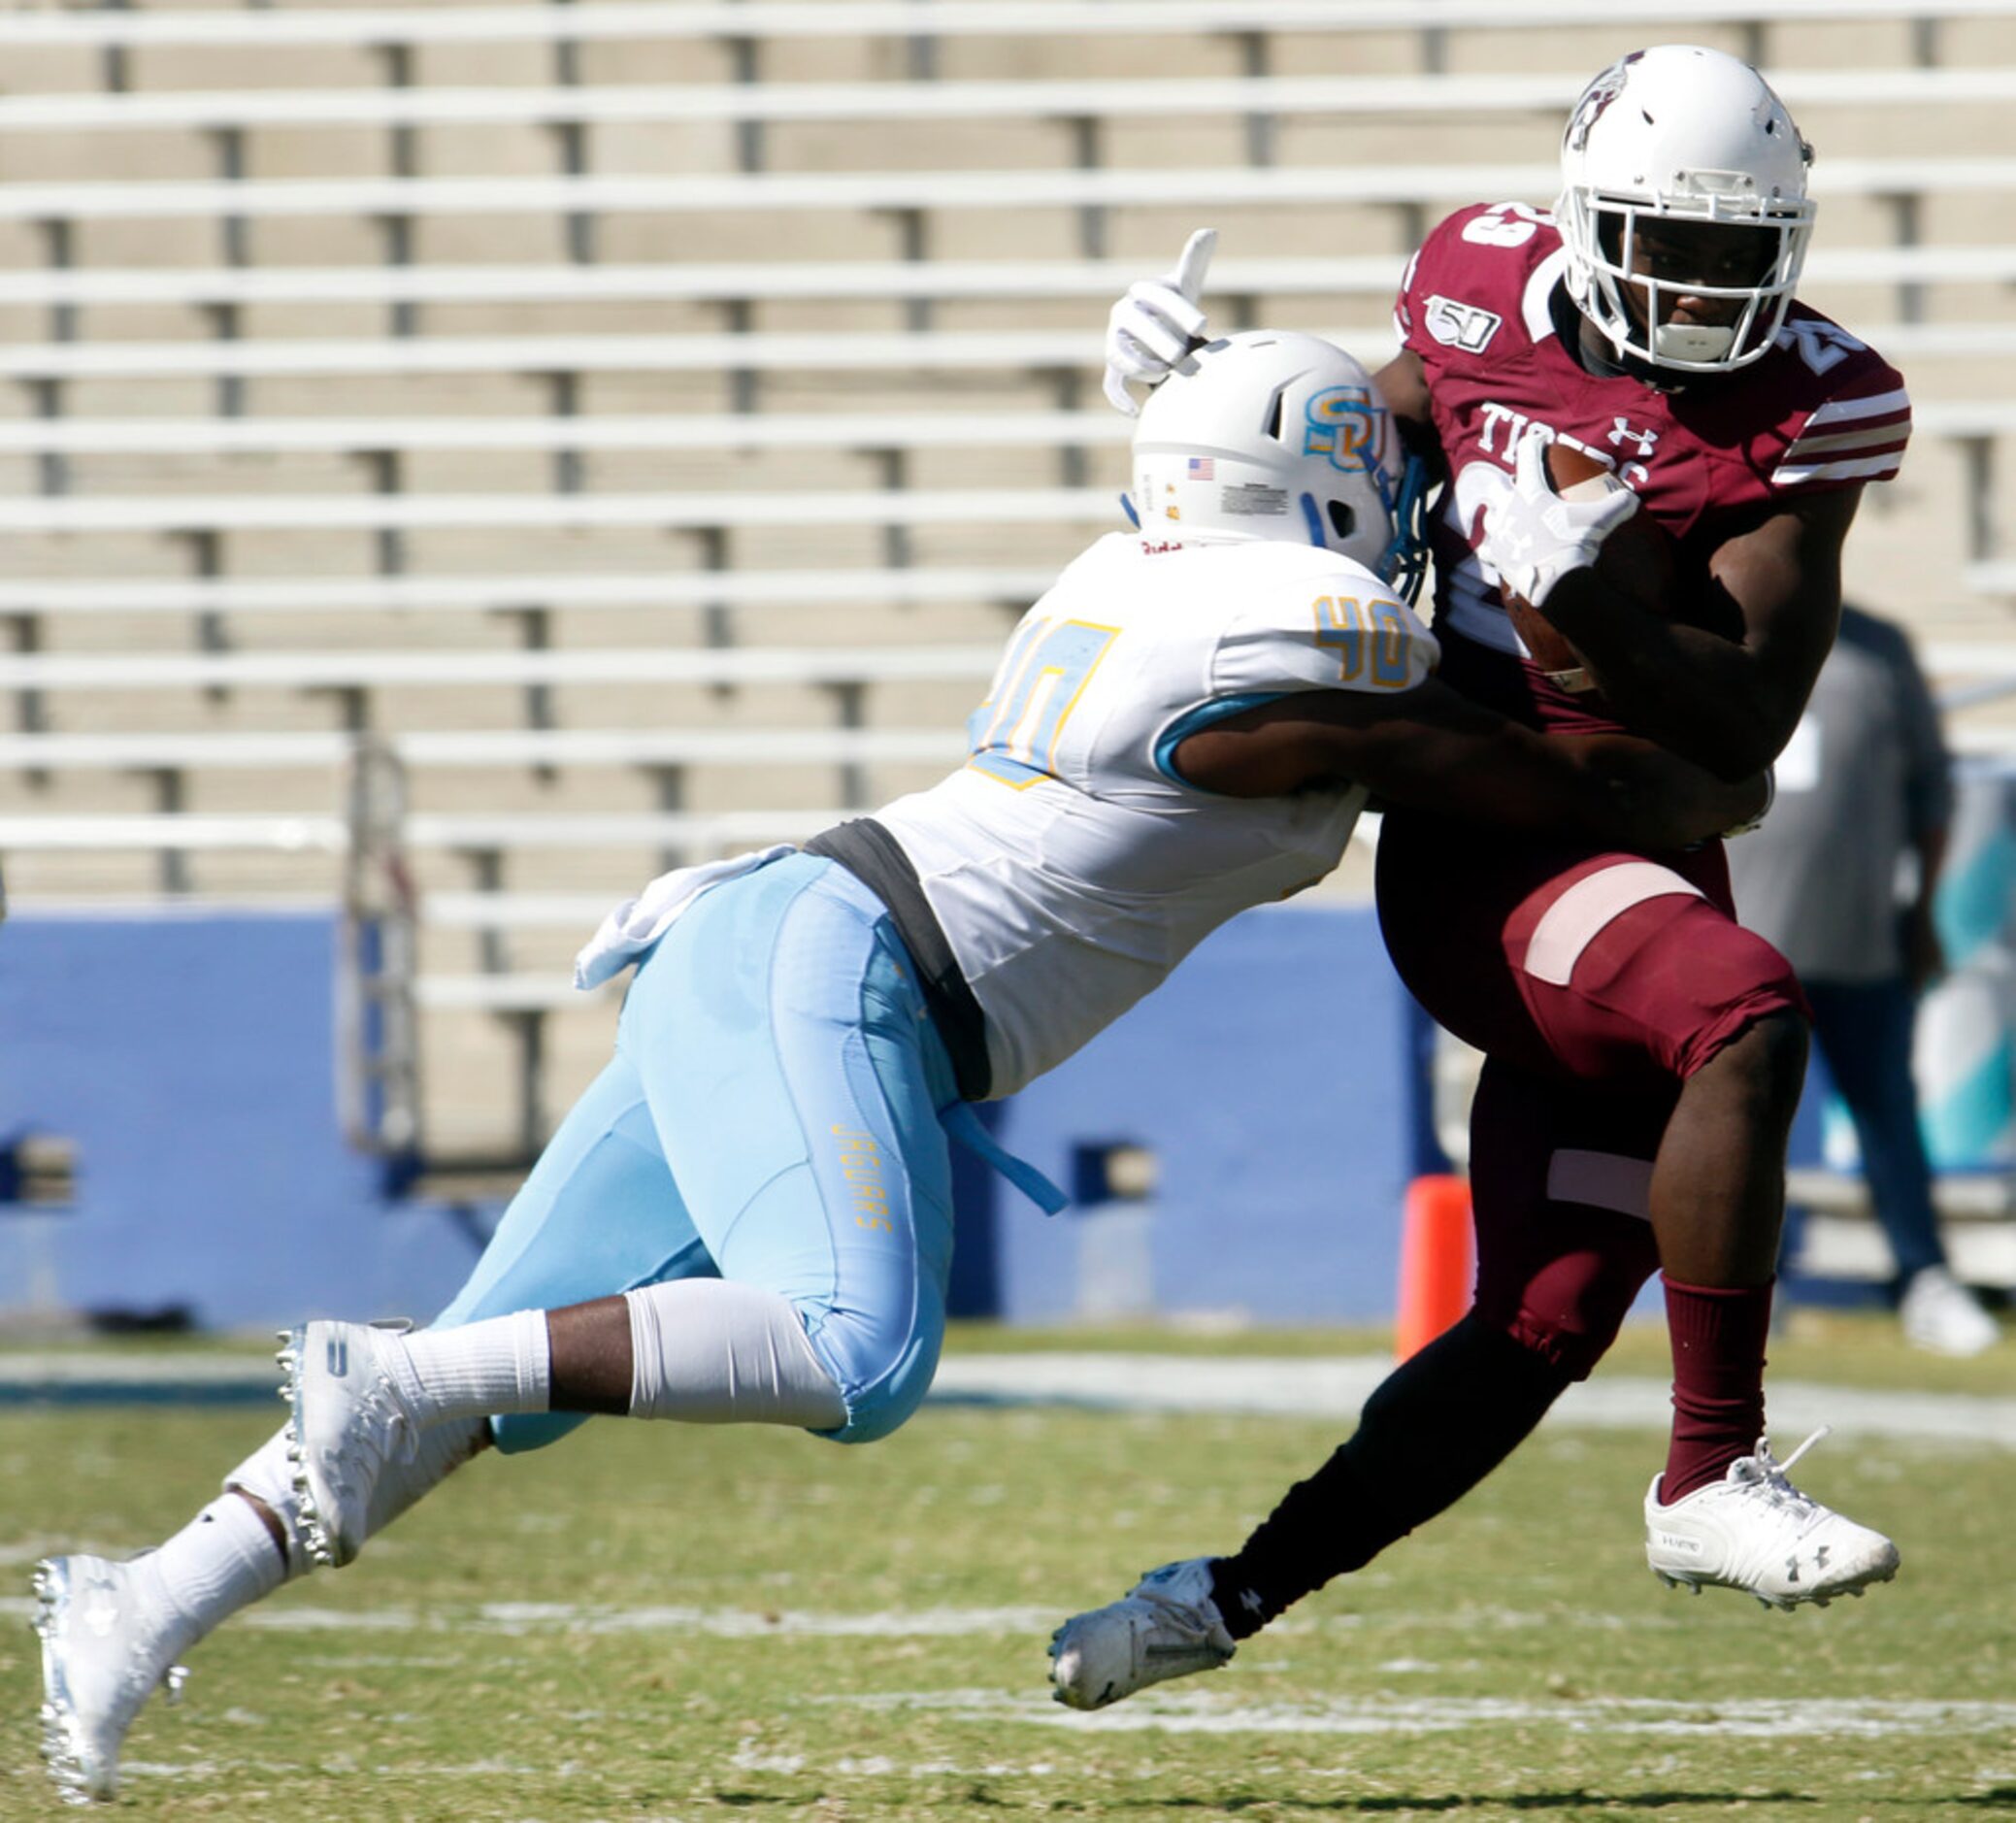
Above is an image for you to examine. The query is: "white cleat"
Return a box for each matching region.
[1644,1428,1900,1611]
[33,1553,196,1806]
[1900,1265,1999,1357]
[279,1318,419,1569]
[1048,1558,1237,1710]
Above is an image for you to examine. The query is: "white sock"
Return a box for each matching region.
[149,1494,288,1642]
[389,1309,550,1423]
[221,1428,316,1577]
[225,1416,487,1573]
[626,1280,847,1428]
[366,1413,490,1536]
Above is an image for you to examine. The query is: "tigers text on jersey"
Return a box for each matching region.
[875,532,1437,1100]
[1397,201,1910,699]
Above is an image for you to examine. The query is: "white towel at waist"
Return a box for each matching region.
[573,845,798,990]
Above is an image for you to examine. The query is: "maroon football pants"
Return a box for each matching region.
[1376,808,1806,1378]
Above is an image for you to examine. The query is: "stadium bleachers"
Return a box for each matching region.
[6,0,2016,1161]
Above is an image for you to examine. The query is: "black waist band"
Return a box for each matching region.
[802,817,993,1103]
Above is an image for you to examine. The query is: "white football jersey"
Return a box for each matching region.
[876,532,1438,1098]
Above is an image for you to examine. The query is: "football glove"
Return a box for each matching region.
[1481,426,1640,610]
[1103,227,1217,415]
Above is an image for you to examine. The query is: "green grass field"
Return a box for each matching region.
[1,1316,2011,1820]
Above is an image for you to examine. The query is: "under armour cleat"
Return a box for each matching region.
[1049,1558,1237,1710]
[34,1553,196,1805]
[1644,1428,1900,1611]
[280,1319,419,1569]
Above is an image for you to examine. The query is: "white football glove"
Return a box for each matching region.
[1480,427,1640,610]
[1103,227,1217,415]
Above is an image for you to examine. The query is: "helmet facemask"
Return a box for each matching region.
[1561,186,1813,373]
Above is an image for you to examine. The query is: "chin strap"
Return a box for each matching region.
[1376,451,1435,605]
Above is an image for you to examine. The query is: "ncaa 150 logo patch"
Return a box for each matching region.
[1424,294,1504,353]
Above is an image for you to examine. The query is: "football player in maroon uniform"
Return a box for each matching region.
[1055,45,1906,1709]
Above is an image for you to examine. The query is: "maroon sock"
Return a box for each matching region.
[1660,1275,1773,1504]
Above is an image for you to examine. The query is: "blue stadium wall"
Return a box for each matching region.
[0,908,479,1332]
[0,903,1436,1332]
[960,903,1437,1325]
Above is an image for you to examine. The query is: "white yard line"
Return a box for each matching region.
[5,1580,2007,1752]
[0,1593,1677,1639]
[119,1757,547,1782]
[834,1686,2016,1740]
[0,1594,1059,1637]
[15,1596,2004,1745]
[0,1353,282,1387]
[472,1600,1059,1637]
[928,1353,2016,1450]
[6,1348,2014,1448]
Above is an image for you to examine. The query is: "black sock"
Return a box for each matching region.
[1207,1318,1571,1640]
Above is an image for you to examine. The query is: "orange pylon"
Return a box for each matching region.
[1394,1174,1475,1361]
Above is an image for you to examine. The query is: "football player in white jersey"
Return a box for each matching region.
[32,333,1758,1804]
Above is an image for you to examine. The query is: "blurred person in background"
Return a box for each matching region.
[1728,605,1999,1356]
[32,333,1767,1805]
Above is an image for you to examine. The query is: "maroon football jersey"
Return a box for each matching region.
[1395,201,1911,734]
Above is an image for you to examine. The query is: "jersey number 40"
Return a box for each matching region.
[967,617,1122,788]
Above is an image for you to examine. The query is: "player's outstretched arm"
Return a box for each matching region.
[1530,486,1860,780]
[1174,678,1766,850]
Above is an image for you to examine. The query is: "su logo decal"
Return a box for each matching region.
[1303,387,1381,473]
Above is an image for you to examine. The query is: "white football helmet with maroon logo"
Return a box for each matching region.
[1556,45,1816,375]
[1127,330,1428,598]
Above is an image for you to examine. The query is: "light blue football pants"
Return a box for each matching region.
[432,852,959,1449]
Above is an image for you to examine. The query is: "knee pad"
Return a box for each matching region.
[1515,862,1807,1081]
[1481,1276,1643,1381]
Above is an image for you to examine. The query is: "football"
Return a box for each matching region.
[1502,438,1676,689]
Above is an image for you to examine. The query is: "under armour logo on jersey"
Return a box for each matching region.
[326,1336,349,1377]
[1607,417,1661,458]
